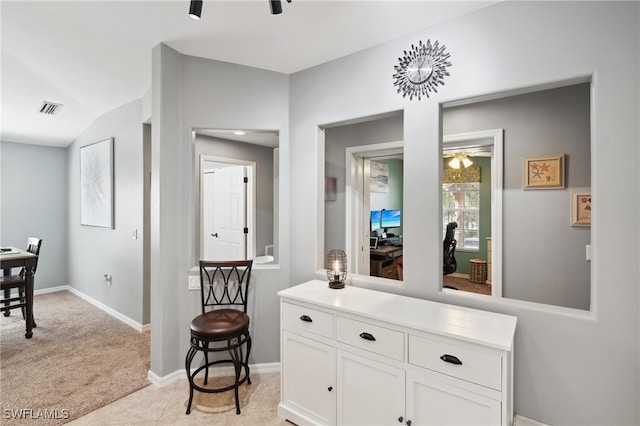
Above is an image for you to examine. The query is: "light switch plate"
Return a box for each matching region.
[188,276,200,290]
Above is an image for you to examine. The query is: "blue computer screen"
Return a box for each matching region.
[381,209,401,228]
[370,210,381,230]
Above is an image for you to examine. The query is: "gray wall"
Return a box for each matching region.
[0,141,68,290]
[67,99,146,325]
[195,135,275,259]
[324,115,403,253]
[151,48,290,376]
[288,2,638,425]
[444,83,591,309]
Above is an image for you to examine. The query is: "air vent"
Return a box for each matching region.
[39,101,63,115]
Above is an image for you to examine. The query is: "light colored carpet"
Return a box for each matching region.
[0,290,150,425]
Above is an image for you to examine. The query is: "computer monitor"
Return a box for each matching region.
[381,209,401,228]
[370,210,382,230]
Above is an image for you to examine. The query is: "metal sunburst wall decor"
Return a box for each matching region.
[393,39,452,101]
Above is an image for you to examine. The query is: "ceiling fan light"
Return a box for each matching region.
[189,0,203,20]
[270,0,283,14]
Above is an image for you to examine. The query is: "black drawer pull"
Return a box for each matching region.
[359,332,376,341]
[300,315,313,322]
[440,354,462,365]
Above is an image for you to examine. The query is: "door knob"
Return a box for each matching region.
[211,233,219,237]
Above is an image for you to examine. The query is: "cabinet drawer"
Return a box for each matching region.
[337,316,404,361]
[408,334,502,390]
[282,302,334,339]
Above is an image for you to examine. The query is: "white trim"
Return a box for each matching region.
[514,414,550,426]
[147,362,281,388]
[33,285,149,332]
[345,141,403,276]
[443,129,503,298]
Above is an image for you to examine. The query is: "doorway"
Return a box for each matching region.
[200,157,255,261]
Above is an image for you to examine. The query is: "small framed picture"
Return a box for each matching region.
[325,177,337,202]
[571,189,591,227]
[523,154,565,189]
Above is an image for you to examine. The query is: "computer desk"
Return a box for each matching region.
[370,244,403,279]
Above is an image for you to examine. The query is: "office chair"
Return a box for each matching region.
[443,222,457,275]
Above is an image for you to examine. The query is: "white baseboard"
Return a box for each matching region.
[514,414,549,426]
[148,362,281,388]
[33,285,150,332]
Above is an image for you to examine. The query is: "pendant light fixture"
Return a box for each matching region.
[188,0,292,19]
[188,0,202,20]
[448,153,473,169]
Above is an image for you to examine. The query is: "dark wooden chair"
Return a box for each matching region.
[185,260,253,415]
[1,237,42,326]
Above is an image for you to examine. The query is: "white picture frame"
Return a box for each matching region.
[80,138,114,228]
[370,161,389,193]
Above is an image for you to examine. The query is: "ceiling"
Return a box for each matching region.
[1,0,497,148]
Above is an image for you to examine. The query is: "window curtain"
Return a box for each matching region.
[443,166,480,184]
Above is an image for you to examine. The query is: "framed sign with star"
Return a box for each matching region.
[523,154,565,189]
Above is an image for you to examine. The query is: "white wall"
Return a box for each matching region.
[67,99,146,326]
[0,141,68,290]
[288,2,638,425]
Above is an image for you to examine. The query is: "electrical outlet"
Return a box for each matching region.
[188,276,200,290]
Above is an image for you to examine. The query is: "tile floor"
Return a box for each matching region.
[67,372,290,425]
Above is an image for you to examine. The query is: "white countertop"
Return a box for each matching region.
[278,280,517,351]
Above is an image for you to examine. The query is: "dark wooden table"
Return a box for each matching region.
[1,249,38,338]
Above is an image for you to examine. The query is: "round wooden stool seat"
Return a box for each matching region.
[190,309,249,340]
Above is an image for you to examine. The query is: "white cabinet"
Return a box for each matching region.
[406,371,501,426]
[282,331,336,425]
[278,280,517,426]
[337,351,404,425]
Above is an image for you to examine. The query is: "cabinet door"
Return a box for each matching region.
[406,372,501,426]
[282,331,336,425]
[337,350,405,426]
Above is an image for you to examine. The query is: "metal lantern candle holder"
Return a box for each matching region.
[326,249,347,289]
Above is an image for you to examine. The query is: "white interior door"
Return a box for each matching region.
[203,165,247,260]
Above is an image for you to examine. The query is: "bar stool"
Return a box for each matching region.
[185,260,253,415]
